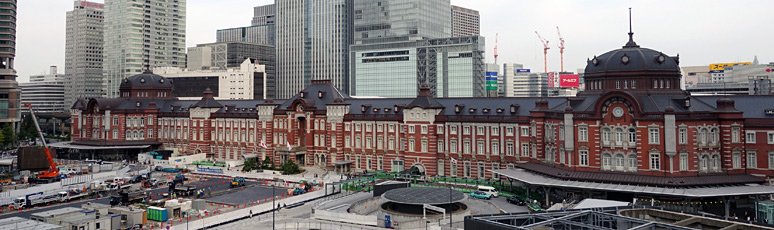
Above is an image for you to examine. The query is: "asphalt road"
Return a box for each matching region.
[207,185,282,206]
[0,177,239,219]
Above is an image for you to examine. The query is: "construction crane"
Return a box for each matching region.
[493,33,499,65]
[535,31,550,73]
[556,26,566,72]
[26,104,59,180]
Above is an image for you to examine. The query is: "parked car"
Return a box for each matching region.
[469,191,492,200]
[506,196,526,205]
[476,185,499,198]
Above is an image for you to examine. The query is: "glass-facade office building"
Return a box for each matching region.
[353,0,450,44]
[350,36,485,98]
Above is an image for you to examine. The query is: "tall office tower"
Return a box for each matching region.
[275,0,353,99]
[353,0,450,44]
[102,0,186,98]
[451,5,479,37]
[0,0,19,127]
[251,4,275,26]
[65,1,104,108]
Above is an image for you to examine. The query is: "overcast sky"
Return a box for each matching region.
[15,0,773,82]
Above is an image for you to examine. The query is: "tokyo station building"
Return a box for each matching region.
[66,31,774,214]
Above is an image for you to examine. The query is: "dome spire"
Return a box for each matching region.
[624,7,639,48]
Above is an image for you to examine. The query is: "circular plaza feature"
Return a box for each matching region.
[382,187,466,205]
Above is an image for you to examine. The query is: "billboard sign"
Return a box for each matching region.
[709,62,752,71]
[516,68,531,73]
[559,74,580,88]
[485,71,498,91]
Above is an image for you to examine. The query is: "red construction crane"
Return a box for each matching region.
[556,26,566,72]
[535,31,550,73]
[26,104,59,180]
[493,33,499,65]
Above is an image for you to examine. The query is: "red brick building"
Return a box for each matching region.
[68,37,774,182]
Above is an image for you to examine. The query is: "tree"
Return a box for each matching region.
[280,160,302,175]
[242,157,258,172]
[1,124,15,148]
[17,115,37,142]
[261,156,274,170]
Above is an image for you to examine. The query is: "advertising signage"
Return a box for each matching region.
[516,68,531,73]
[559,74,580,88]
[485,72,498,91]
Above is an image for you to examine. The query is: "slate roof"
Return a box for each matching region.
[585,34,680,76]
[516,162,765,187]
[277,80,347,111]
[119,70,173,90]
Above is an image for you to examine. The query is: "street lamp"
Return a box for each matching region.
[272,182,275,230]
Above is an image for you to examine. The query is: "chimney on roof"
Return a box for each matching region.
[716,97,736,112]
[535,100,549,110]
[202,88,214,99]
[418,83,432,97]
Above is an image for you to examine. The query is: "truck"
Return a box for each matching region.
[173,185,197,197]
[13,192,59,209]
[57,190,89,202]
[231,177,246,187]
[109,190,146,206]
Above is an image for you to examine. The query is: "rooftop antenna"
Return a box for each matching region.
[625,7,638,48]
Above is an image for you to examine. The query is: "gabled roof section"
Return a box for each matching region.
[405,84,444,109]
[190,88,223,109]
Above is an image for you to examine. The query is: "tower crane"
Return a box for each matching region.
[535,31,550,73]
[26,104,59,181]
[493,33,499,65]
[556,26,566,72]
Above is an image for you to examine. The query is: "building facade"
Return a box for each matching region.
[216,25,275,46]
[501,64,549,97]
[0,0,19,127]
[153,59,267,100]
[65,0,104,108]
[275,0,353,99]
[450,5,479,37]
[188,42,275,98]
[21,66,66,113]
[686,61,773,95]
[102,0,186,98]
[352,0,451,45]
[251,4,275,26]
[69,32,774,216]
[350,36,486,98]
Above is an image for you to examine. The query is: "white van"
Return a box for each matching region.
[477,185,499,198]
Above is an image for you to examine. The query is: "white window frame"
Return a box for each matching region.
[746,131,756,144]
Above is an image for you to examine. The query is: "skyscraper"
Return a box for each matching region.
[451,5,479,37]
[65,0,104,108]
[275,0,352,99]
[0,0,19,127]
[102,0,186,98]
[353,0,451,44]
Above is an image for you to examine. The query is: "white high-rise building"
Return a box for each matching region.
[65,1,104,108]
[21,66,66,113]
[102,0,186,98]
[275,0,352,99]
[451,5,479,37]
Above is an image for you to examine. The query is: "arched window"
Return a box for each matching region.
[711,154,721,171]
[602,154,612,170]
[628,154,638,172]
[698,128,707,145]
[710,128,719,145]
[615,128,624,145]
[700,155,709,172]
[628,127,637,144]
[614,154,625,170]
[602,128,611,145]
